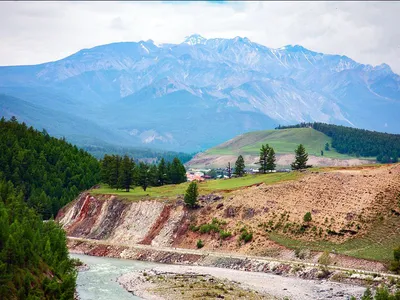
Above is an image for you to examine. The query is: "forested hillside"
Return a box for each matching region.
[83,144,193,164]
[277,122,400,163]
[0,180,76,299]
[0,117,101,298]
[0,117,101,219]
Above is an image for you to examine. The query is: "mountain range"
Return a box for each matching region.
[1,34,399,152]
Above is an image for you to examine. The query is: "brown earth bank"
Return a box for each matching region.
[68,237,399,294]
[59,164,400,276]
[186,153,374,169]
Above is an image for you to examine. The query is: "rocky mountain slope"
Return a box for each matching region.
[1,35,400,151]
[57,164,400,263]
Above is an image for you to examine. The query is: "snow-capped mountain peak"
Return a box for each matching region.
[183,34,207,45]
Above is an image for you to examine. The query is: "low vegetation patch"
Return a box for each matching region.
[191,218,233,241]
[141,272,274,300]
[239,227,253,243]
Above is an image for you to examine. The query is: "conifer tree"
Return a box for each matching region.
[157,158,168,186]
[119,155,135,192]
[258,144,270,173]
[169,157,187,184]
[137,162,151,191]
[235,155,245,177]
[291,144,309,170]
[184,181,198,208]
[266,147,276,171]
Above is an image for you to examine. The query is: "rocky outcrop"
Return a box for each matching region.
[57,194,185,247]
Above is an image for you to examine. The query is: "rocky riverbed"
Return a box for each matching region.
[118,264,367,300]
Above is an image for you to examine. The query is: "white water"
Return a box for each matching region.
[71,253,159,300]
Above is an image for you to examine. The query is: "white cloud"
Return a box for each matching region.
[0,1,399,73]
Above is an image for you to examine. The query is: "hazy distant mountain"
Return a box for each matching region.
[0,34,399,151]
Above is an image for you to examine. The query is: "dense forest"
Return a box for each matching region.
[0,117,101,219]
[0,180,76,299]
[0,117,103,299]
[101,155,187,191]
[276,122,400,163]
[83,144,194,164]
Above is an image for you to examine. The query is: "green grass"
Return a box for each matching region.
[269,215,400,262]
[91,172,301,201]
[206,128,370,160]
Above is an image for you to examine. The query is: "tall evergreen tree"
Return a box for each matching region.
[157,158,168,186]
[266,147,276,171]
[291,144,309,170]
[235,155,245,177]
[169,157,187,184]
[227,162,232,178]
[119,155,135,192]
[109,155,122,189]
[184,181,198,208]
[258,144,270,173]
[137,162,151,191]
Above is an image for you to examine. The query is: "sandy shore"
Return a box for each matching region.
[118,264,366,300]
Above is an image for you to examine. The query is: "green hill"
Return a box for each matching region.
[206,128,354,159]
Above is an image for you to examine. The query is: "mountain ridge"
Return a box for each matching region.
[0,34,399,151]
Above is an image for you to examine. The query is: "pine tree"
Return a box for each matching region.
[169,158,187,184]
[234,155,245,177]
[157,158,168,186]
[119,155,134,192]
[266,147,276,171]
[184,181,198,208]
[291,144,309,170]
[227,162,232,178]
[137,162,150,191]
[325,143,330,151]
[258,144,270,173]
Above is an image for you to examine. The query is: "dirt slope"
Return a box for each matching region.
[186,152,373,169]
[57,164,400,263]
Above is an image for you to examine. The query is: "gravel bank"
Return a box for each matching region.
[118,264,366,300]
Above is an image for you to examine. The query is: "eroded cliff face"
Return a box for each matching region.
[57,194,187,247]
[58,164,400,258]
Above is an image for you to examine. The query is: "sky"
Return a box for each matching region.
[1,1,399,73]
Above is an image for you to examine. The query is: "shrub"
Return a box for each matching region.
[318,251,332,270]
[239,228,253,243]
[219,230,232,240]
[189,224,199,232]
[303,212,312,222]
[199,223,219,234]
[196,239,204,249]
[389,246,400,274]
[361,287,372,300]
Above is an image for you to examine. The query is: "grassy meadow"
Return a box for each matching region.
[91,172,301,201]
[207,128,363,159]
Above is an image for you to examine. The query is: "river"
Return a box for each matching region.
[72,253,366,300]
[71,253,159,300]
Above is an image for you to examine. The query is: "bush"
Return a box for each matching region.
[239,228,253,243]
[219,230,232,240]
[318,251,332,269]
[303,212,312,222]
[199,223,219,234]
[390,246,400,274]
[196,239,204,249]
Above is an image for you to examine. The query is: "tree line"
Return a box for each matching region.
[101,155,187,191]
[83,143,194,164]
[231,143,308,176]
[276,122,400,163]
[0,117,101,219]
